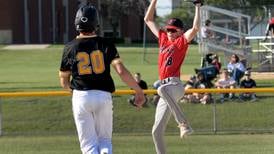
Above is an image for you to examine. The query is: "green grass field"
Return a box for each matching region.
[0,44,202,91]
[0,45,274,154]
[1,134,274,154]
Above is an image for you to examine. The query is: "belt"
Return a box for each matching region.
[160,77,180,84]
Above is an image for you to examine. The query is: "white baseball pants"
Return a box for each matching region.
[72,90,113,154]
[152,77,188,154]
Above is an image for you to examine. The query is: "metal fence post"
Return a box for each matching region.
[212,97,217,134]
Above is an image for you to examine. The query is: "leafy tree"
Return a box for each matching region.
[206,0,273,8]
[164,6,194,31]
[205,0,274,29]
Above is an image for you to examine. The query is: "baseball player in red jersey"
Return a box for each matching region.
[59,4,145,154]
[265,17,274,38]
[144,0,202,153]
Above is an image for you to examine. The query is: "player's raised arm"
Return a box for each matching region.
[111,59,145,109]
[184,0,202,43]
[144,0,160,38]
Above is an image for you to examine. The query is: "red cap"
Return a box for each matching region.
[165,18,184,30]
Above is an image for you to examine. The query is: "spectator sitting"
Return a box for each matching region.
[227,54,246,85]
[239,71,257,102]
[215,69,236,103]
[128,72,148,107]
[195,53,220,81]
[211,54,221,74]
[193,72,213,104]
[201,53,218,67]
[185,75,197,89]
[151,80,161,106]
[181,75,197,103]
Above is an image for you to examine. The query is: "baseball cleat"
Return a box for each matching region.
[179,123,193,138]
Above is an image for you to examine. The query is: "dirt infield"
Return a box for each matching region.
[181,72,274,81]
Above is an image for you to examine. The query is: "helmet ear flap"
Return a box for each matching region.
[75,4,99,32]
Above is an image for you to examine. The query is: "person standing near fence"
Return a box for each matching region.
[144,0,202,153]
[265,17,274,39]
[201,19,214,39]
[58,4,145,154]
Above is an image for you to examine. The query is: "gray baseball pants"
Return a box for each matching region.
[152,77,188,154]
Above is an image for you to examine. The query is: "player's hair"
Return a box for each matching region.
[197,72,204,79]
[222,68,229,73]
[231,54,239,63]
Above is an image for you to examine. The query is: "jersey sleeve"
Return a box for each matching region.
[107,42,120,63]
[175,35,189,49]
[60,45,73,71]
[158,29,167,45]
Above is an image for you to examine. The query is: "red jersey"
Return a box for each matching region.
[269,18,274,25]
[158,30,189,80]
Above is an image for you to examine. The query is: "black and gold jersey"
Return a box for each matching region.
[60,36,120,92]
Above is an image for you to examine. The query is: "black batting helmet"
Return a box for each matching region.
[75,4,99,32]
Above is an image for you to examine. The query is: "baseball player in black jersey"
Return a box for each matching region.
[59,4,145,154]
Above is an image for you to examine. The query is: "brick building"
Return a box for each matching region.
[0,0,154,44]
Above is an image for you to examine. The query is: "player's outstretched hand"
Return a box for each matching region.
[192,0,203,6]
[134,90,145,109]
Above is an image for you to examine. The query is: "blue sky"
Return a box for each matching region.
[156,0,171,17]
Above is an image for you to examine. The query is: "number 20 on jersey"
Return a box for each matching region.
[76,50,105,75]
